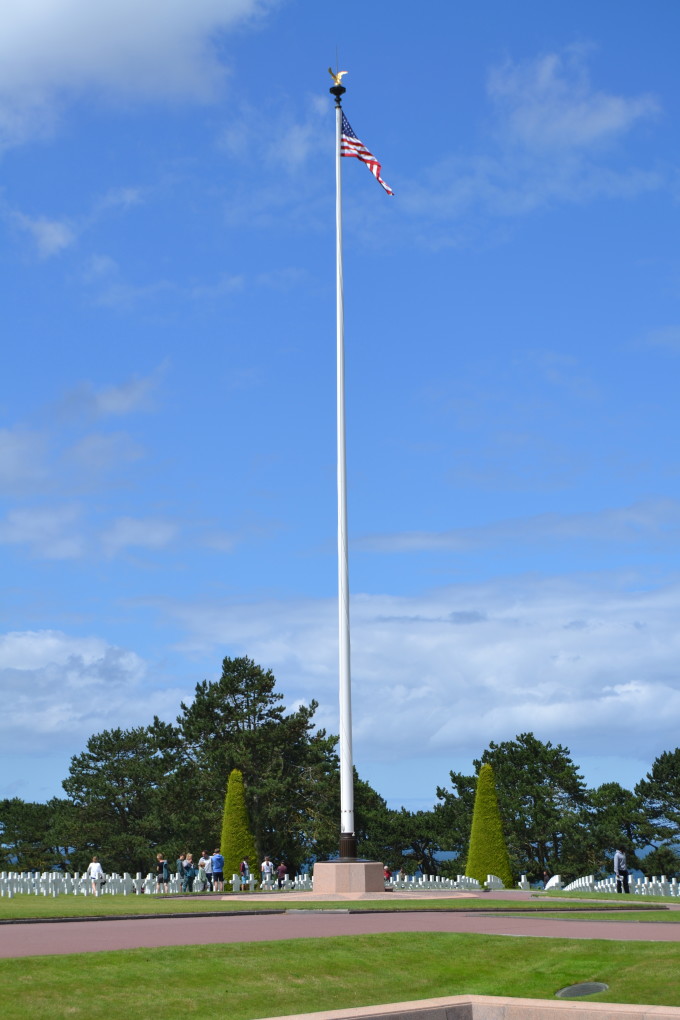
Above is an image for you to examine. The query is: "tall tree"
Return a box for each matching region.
[0,798,68,872]
[60,719,183,873]
[178,655,338,869]
[465,764,513,887]
[474,733,593,882]
[635,749,680,848]
[220,769,257,881]
[589,782,650,875]
[436,733,593,882]
[435,770,476,873]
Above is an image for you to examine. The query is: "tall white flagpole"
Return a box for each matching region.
[330,78,356,859]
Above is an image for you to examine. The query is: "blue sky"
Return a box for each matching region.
[2,0,680,812]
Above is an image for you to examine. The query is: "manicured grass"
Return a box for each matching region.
[511,909,680,923]
[539,889,678,904]
[0,893,642,922]
[1,932,680,1019]
[0,894,251,920]
[1,894,671,922]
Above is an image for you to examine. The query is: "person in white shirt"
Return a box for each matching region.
[261,855,274,884]
[86,856,104,894]
[198,852,211,892]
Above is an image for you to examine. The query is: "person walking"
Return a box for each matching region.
[86,856,104,894]
[240,857,251,888]
[614,848,630,893]
[276,861,287,889]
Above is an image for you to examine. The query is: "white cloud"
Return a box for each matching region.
[488,49,658,151]
[102,516,179,556]
[357,498,680,553]
[643,326,680,353]
[67,432,144,473]
[159,571,680,770]
[0,504,84,558]
[60,368,161,418]
[0,629,171,753]
[92,187,144,214]
[218,97,324,172]
[402,48,662,234]
[6,183,145,259]
[0,428,49,493]
[0,0,272,149]
[12,212,76,257]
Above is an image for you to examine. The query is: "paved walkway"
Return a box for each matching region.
[2,893,680,958]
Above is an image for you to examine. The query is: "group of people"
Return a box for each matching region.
[155,850,225,894]
[240,855,289,889]
[153,851,289,893]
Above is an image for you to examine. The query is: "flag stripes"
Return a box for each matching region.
[341,113,394,196]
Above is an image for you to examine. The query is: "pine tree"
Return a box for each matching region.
[475,733,592,882]
[220,769,258,882]
[465,763,513,888]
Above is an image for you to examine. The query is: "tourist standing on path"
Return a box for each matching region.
[614,848,630,893]
[211,849,224,892]
[240,857,251,886]
[276,861,287,889]
[86,856,104,894]
[175,852,186,885]
[201,851,213,891]
[156,853,169,893]
[196,854,207,891]
[261,855,274,885]
[183,853,196,893]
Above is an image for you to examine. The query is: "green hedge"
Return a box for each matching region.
[465,763,513,888]
[220,769,258,881]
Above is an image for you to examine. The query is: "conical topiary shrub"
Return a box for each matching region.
[465,762,513,888]
[220,769,258,883]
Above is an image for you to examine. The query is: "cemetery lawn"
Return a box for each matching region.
[0,894,667,921]
[1,932,680,1019]
[537,890,677,904]
[510,909,680,922]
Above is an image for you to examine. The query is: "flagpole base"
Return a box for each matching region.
[339,832,356,859]
[312,859,385,895]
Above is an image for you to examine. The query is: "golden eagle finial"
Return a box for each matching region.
[328,67,348,87]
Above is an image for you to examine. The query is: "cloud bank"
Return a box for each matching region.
[160,570,680,771]
[0,0,272,149]
[0,630,152,752]
[2,570,678,796]
[403,47,662,237]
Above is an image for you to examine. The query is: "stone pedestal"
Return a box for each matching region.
[312,860,385,895]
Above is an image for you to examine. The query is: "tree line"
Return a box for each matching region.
[1,655,679,882]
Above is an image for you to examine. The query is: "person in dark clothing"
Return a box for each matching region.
[614,848,630,893]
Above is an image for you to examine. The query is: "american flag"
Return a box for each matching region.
[341,113,394,196]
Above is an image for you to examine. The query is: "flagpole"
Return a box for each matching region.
[330,80,356,861]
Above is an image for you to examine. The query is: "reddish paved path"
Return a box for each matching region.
[2,910,680,959]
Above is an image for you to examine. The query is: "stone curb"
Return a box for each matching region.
[259,994,680,1020]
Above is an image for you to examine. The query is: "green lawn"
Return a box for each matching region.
[539,889,679,904]
[510,908,680,923]
[0,892,668,921]
[1,932,679,1019]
